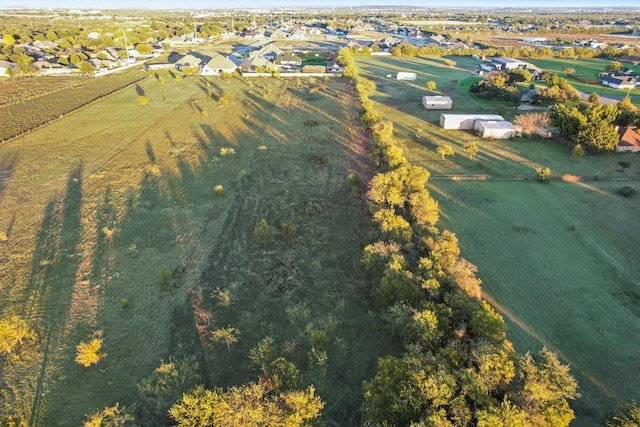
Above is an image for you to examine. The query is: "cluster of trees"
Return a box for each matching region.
[343,48,580,427]
[550,99,640,151]
[469,70,526,104]
[536,71,580,104]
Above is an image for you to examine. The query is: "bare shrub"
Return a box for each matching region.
[514,112,550,137]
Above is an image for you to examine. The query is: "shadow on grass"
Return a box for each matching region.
[22,164,83,426]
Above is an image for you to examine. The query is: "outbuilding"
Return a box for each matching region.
[397,72,417,81]
[439,114,504,130]
[422,95,452,110]
[473,120,521,139]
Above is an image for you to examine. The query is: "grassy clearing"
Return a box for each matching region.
[0,71,382,425]
[356,55,640,426]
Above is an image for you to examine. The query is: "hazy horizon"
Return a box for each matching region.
[2,0,639,9]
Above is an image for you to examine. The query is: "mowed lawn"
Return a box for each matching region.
[0,72,383,425]
[356,55,640,426]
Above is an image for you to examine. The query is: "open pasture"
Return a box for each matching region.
[0,71,382,425]
[356,55,640,426]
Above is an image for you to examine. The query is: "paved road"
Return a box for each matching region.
[577,89,633,105]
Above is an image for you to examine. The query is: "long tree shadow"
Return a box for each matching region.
[22,164,83,427]
[0,153,18,203]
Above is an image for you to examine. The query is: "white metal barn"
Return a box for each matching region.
[439,114,504,130]
[422,95,452,110]
[397,72,417,81]
[473,120,519,139]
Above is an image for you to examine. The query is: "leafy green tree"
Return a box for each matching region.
[477,398,527,427]
[45,30,58,41]
[137,355,200,427]
[536,167,551,183]
[253,218,274,245]
[135,43,152,54]
[436,145,455,160]
[464,142,479,159]
[586,104,620,124]
[373,209,412,243]
[577,119,619,152]
[426,80,437,91]
[0,315,34,355]
[549,104,587,140]
[515,347,580,427]
[572,144,585,157]
[281,220,296,245]
[79,61,95,75]
[588,92,599,104]
[84,403,135,427]
[606,61,624,72]
[211,326,239,350]
[508,68,532,84]
[606,400,640,427]
[169,383,323,427]
[75,334,106,367]
[2,33,15,44]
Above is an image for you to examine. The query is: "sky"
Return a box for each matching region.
[1,0,639,9]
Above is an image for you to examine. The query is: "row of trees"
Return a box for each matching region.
[342,48,580,427]
[550,99,640,151]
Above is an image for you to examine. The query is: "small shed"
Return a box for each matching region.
[397,72,417,81]
[473,120,520,139]
[422,95,452,110]
[439,114,504,130]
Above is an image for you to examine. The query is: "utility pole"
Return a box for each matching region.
[122,29,129,61]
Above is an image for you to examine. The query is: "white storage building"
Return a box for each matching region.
[473,120,521,139]
[422,95,452,110]
[439,114,504,130]
[397,72,417,81]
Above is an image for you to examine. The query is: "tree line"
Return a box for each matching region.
[341,47,580,427]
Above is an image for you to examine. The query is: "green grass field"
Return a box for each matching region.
[356,55,640,426]
[0,72,387,425]
[527,57,640,103]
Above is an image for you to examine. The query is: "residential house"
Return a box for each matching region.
[369,40,391,52]
[288,28,306,40]
[269,29,288,40]
[0,60,17,76]
[616,126,640,152]
[520,88,538,104]
[32,60,71,74]
[151,45,164,57]
[200,54,237,75]
[343,40,363,51]
[602,75,639,90]
[240,56,275,72]
[326,62,343,73]
[250,43,283,61]
[243,29,265,39]
[175,54,202,71]
[274,52,302,69]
